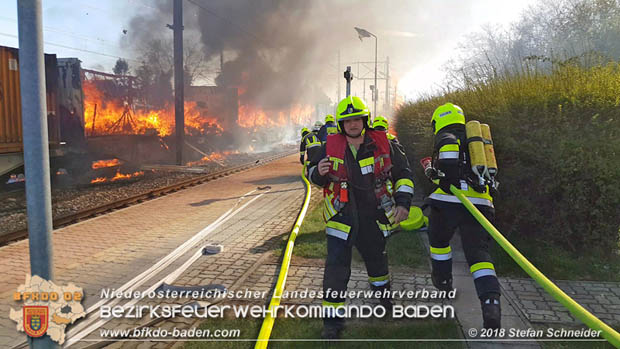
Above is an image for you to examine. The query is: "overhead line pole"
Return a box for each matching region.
[17,0,57,346]
[385,56,390,113]
[173,0,184,165]
[373,33,377,117]
[337,50,341,112]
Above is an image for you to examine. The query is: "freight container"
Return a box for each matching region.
[0,45,60,176]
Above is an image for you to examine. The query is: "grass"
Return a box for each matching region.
[541,343,613,349]
[491,238,620,282]
[395,62,620,281]
[286,195,620,282]
[275,202,429,271]
[185,316,464,349]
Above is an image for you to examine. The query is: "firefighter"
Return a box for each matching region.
[299,127,321,166]
[313,121,323,132]
[425,102,501,329]
[308,96,414,339]
[318,114,338,143]
[372,115,397,141]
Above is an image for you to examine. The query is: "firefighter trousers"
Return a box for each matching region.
[322,214,390,328]
[428,204,500,300]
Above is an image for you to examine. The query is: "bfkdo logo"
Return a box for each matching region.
[23,306,48,337]
[10,275,86,344]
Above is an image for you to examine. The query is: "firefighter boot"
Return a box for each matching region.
[431,272,453,293]
[371,283,393,314]
[481,295,501,329]
[321,318,344,340]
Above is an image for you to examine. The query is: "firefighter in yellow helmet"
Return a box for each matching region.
[307,96,414,339]
[299,127,321,166]
[424,102,501,329]
[318,114,338,143]
[372,115,397,141]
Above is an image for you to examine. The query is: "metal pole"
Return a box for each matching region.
[385,56,390,114]
[173,0,184,165]
[17,1,57,347]
[345,66,352,97]
[337,50,341,112]
[373,35,377,117]
[220,49,224,72]
[363,79,366,100]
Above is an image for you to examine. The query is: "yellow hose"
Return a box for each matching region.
[255,165,313,348]
[450,185,620,348]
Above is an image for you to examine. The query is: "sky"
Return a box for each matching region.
[0,0,538,102]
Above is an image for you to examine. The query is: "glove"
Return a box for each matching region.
[439,178,459,194]
[300,155,304,165]
[424,166,438,179]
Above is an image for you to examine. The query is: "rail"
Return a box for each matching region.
[0,151,295,247]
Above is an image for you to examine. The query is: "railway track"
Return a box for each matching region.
[0,151,295,247]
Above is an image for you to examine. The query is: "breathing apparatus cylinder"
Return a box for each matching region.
[465,120,488,185]
[480,123,498,180]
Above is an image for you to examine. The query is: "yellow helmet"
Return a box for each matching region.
[301,127,310,136]
[325,114,335,123]
[373,115,388,130]
[336,96,370,133]
[431,103,465,134]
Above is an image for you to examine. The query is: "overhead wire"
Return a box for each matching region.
[0,15,120,51]
[0,32,139,63]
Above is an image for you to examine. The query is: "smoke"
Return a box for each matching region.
[121,0,477,115]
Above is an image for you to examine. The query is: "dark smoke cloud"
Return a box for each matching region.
[122,0,475,113]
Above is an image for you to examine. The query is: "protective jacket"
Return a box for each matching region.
[309,130,414,240]
[318,122,339,144]
[300,132,321,165]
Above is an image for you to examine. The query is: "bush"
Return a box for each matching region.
[395,63,620,257]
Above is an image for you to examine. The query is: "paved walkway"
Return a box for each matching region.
[2,155,618,348]
[1,155,305,348]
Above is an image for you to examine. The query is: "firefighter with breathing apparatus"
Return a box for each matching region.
[299,127,321,166]
[318,114,339,143]
[421,102,501,329]
[372,115,398,142]
[308,96,415,339]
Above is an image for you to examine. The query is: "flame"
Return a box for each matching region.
[92,159,121,169]
[91,177,106,184]
[83,81,223,137]
[90,170,144,184]
[83,75,317,138]
[237,103,315,129]
[186,150,239,166]
[111,171,144,181]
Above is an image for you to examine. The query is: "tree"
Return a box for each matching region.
[445,0,620,86]
[113,58,129,76]
[132,37,212,108]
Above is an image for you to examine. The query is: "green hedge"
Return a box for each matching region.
[395,63,620,256]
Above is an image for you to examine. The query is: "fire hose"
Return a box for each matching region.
[449,184,620,348]
[255,164,312,348]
